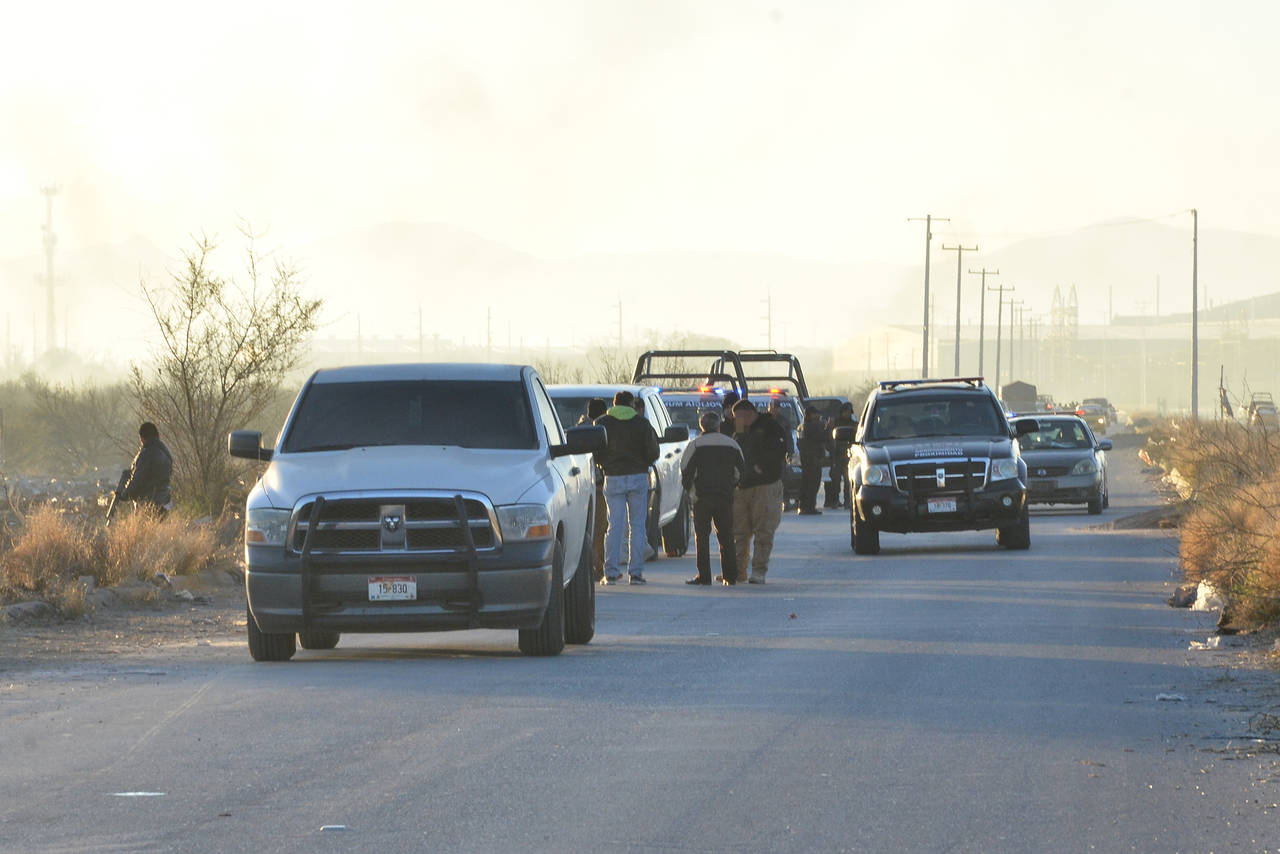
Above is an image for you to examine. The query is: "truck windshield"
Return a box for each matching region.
[283,380,537,451]
[869,395,1003,439]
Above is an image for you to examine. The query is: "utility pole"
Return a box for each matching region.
[1008,299,1024,384]
[616,298,623,351]
[765,291,773,349]
[1191,208,1199,420]
[909,214,949,377]
[971,268,999,377]
[418,305,423,358]
[39,184,60,354]
[941,243,977,375]
[988,284,1014,393]
[486,306,493,362]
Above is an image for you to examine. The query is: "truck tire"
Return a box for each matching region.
[997,507,1031,550]
[298,630,341,650]
[852,508,880,555]
[1087,489,1103,515]
[519,540,566,656]
[247,605,296,662]
[564,522,595,645]
[662,492,690,557]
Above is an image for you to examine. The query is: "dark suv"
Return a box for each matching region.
[835,378,1038,555]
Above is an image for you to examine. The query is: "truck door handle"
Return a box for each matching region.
[570,466,581,476]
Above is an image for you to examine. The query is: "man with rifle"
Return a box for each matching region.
[109,421,173,523]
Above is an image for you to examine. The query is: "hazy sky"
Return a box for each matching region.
[4,0,1278,269]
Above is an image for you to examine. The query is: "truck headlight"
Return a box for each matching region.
[497,504,552,542]
[246,508,291,547]
[1071,458,1099,475]
[862,463,892,486]
[990,458,1019,481]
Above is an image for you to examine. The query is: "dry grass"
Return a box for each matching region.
[101,510,218,586]
[1,505,220,617]
[1164,419,1280,627]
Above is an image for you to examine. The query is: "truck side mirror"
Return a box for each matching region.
[552,425,607,458]
[662,425,690,443]
[833,425,857,442]
[1097,438,1113,451]
[1014,420,1039,436]
[229,430,273,461]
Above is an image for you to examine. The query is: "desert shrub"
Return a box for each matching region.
[101,510,218,586]
[1171,420,1280,627]
[0,505,94,615]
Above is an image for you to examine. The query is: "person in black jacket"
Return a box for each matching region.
[594,391,660,585]
[796,406,829,515]
[730,400,788,584]
[119,421,174,516]
[826,402,856,508]
[681,411,744,585]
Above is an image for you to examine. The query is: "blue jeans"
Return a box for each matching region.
[603,472,649,578]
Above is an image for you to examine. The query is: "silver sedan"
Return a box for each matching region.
[1012,415,1112,514]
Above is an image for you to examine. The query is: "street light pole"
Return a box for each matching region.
[1191,208,1199,420]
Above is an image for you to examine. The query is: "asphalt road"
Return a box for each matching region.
[3,445,1279,853]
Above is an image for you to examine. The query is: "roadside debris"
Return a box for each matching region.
[1189,637,1221,650]
[1169,583,1198,608]
[1156,693,1187,702]
[1192,582,1225,612]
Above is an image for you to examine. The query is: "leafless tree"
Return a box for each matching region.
[130,227,322,516]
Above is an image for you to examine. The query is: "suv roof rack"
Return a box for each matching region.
[878,377,985,391]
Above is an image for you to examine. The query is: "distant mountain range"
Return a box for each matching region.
[1,218,1275,366]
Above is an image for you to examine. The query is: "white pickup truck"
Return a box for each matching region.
[228,363,605,660]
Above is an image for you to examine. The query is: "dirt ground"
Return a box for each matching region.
[0,575,248,675]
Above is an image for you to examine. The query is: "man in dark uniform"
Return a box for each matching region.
[730,399,788,584]
[826,402,856,508]
[681,411,744,585]
[796,405,829,515]
[119,421,174,516]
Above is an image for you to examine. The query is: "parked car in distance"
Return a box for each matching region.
[1082,397,1118,425]
[547,384,692,557]
[1012,414,1112,514]
[1246,393,1280,431]
[228,363,606,661]
[1075,403,1109,435]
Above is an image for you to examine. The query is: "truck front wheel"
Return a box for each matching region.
[519,540,566,656]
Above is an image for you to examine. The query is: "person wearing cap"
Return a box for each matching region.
[119,421,174,517]
[680,410,744,585]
